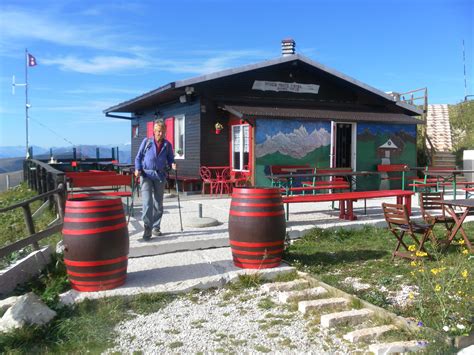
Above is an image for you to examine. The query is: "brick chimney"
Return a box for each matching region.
[281,38,296,56]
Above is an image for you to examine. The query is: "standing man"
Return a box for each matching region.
[135,120,176,240]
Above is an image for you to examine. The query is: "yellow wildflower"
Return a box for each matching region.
[458,239,465,245]
[408,292,415,299]
[434,284,441,292]
[415,251,428,257]
[418,268,425,273]
[408,245,417,252]
[462,249,469,255]
[410,261,417,267]
[430,268,440,275]
[461,269,468,278]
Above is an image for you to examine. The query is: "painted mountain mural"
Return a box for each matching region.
[255,118,331,186]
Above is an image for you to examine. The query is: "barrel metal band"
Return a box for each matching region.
[64,214,125,223]
[229,210,284,217]
[62,222,127,235]
[230,240,284,247]
[230,248,283,256]
[66,266,128,277]
[64,255,128,267]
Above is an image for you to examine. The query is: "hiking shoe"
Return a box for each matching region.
[152,228,162,237]
[142,226,152,241]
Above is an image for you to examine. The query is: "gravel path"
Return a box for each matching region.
[105,287,360,354]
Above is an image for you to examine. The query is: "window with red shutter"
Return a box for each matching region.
[146,121,154,138]
[165,117,175,145]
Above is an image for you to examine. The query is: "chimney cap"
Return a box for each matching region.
[281,38,296,56]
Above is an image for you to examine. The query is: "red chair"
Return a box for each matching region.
[199,166,217,195]
[216,167,233,195]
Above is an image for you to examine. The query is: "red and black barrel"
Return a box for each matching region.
[62,197,129,292]
[228,187,286,269]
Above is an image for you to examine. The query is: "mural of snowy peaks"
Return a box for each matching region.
[255,120,331,159]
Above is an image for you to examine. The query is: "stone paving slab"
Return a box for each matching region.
[276,286,328,304]
[298,297,347,314]
[260,279,310,292]
[368,340,428,354]
[320,308,373,328]
[59,247,295,305]
[343,324,396,343]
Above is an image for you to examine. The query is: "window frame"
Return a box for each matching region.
[231,123,250,171]
[173,114,185,159]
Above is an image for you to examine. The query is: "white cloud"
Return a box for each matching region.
[41,55,149,74]
[156,50,269,75]
[0,8,138,52]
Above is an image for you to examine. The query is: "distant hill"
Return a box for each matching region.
[0,145,48,159]
[0,144,131,173]
[0,158,24,173]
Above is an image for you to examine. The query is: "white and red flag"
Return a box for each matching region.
[27,53,37,67]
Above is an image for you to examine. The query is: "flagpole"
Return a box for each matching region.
[25,48,29,158]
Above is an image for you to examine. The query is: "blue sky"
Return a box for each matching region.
[0,0,472,149]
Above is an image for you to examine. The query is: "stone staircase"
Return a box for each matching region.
[431,151,457,169]
[426,104,453,153]
[260,277,428,354]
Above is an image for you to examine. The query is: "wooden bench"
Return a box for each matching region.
[377,164,413,189]
[282,189,414,220]
[67,174,133,211]
[280,180,350,195]
[300,167,352,194]
[269,164,312,187]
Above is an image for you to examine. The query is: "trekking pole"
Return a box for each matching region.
[127,175,140,225]
[175,167,184,232]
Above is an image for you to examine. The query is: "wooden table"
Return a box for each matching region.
[441,199,474,251]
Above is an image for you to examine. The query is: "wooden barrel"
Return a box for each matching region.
[62,197,129,292]
[228,187,286,269]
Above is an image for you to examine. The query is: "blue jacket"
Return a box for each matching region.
[135,138,175,181]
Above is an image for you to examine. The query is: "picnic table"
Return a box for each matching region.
[282,189,414,220]
[267,170,380,192]
[440,198,474,251]
[410,168,474,199]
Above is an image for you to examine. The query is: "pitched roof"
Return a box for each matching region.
[104,54,422,116]
[223,105,423,125]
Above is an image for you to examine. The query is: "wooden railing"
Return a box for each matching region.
[0,184,65,259]
[23,159,66,203]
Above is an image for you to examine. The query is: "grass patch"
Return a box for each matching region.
[285,224,474,339]
[0,293,174,353]
[168,341,183,349]
[272,269,299,283]
[257,297,276,310]
[0,183,62,269]
[254,344,271,352]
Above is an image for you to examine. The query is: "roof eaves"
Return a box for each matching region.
[103,82,176,113]
[395,101,423,115]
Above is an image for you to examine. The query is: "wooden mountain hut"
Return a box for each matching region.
[103,39,423,191]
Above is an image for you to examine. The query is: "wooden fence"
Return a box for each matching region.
[0,184,65,259]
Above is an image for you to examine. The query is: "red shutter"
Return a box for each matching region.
[146,122,154,138]
[165,117,175,145]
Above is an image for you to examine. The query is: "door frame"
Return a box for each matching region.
[330,121,357,170]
